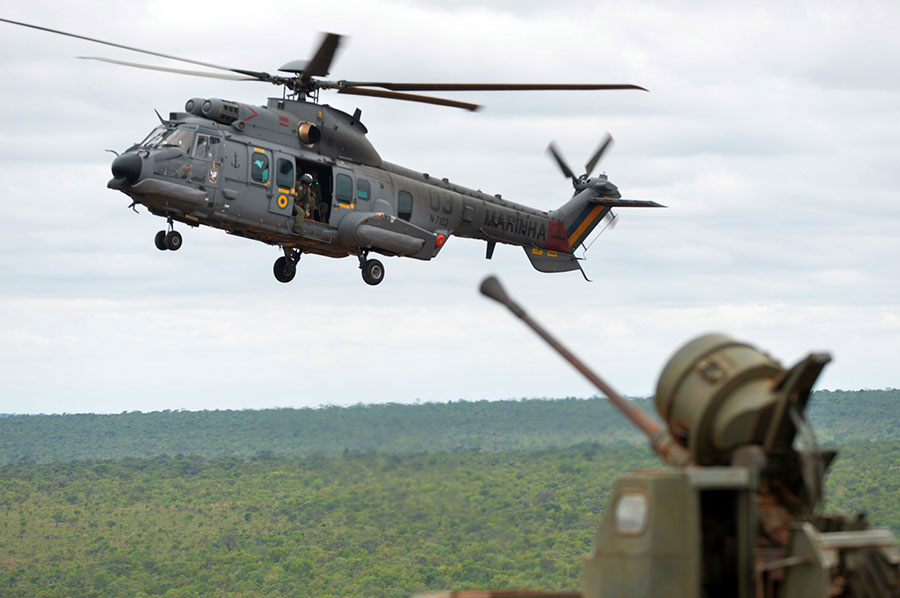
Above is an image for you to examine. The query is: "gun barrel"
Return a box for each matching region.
[480,276,692,466]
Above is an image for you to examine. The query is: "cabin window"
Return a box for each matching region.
[357,179,371,201]
[336,173,353,203]
[398,190,413,221]
[276,159,294,188]
[251,151,269,184]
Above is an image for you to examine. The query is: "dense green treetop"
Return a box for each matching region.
[0,441,896,598]
[1,389,897,464]
[0,391,897,596]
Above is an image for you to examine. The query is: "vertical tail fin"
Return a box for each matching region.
[548,181,663,253]
[552,189,615,252]
[548,183,617,254]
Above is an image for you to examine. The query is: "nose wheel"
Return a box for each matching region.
[154,220,182,251]
[358,252,385,286]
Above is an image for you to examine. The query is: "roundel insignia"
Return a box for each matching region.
[208,168,219,183]
[277,194,289,209]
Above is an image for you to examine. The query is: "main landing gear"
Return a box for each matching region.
[273,248,301,283]
[271,249,384,286]
[358,252,385,286]
[154,219,182,251]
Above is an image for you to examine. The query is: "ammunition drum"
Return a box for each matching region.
[655,334,783,465]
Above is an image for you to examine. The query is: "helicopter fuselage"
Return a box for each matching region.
[109,97,628,284]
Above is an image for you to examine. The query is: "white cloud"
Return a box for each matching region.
[0,0,898,414]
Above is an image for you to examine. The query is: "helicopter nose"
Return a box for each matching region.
[111,153,142,184]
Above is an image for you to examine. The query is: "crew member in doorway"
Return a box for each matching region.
[315,178,328,223]
[293,173,315,232]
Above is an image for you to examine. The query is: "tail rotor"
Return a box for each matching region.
[547,132,614,189]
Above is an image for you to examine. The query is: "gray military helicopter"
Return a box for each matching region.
[1,18,663,286]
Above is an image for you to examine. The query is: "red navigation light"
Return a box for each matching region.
[435,233,447,247]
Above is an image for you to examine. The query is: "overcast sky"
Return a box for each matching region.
[0,0,897,415]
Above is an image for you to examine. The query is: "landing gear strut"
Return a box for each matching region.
[358,252,385,286]
[155,218,182,251]
[274,247,301,283]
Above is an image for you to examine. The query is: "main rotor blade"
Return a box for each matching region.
[302,33,342,78]
[337,87,481,111]
[337,82,648,92]
[584,134,614,178]
[79,57,259,81]
[0,17,272,81]
[546,143,577,182]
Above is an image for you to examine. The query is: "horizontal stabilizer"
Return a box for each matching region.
[590,198,665,208]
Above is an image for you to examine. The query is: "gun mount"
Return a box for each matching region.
[422,277,900,598]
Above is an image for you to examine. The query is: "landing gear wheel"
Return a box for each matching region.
[164,230,183,251]
[362,259,385,286]
[273,256,296,283]
[154,230,168,251]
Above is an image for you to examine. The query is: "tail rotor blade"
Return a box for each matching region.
[547,142,577,183]
[585,133,614,178]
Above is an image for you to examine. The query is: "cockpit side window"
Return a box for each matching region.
[194,135,210,159]
[191,135,222,162]
[209,136,221,161]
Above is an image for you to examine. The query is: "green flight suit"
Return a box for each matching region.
[293,184,315,232]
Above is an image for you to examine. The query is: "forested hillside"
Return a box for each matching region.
[2,389,898,464]
[1,442,897,598]
[0,447,655,597]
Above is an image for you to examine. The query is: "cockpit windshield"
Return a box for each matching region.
[139,126,167,148]
[140,126,196,153]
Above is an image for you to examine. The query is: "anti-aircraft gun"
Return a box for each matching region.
[423,277,900,598]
